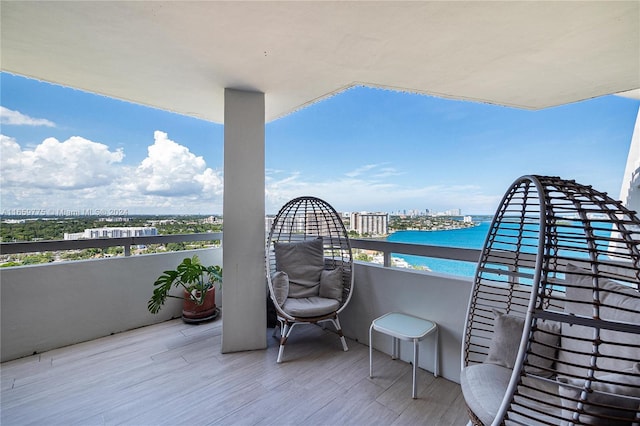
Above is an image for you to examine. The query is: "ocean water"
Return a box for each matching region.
[385,219,617,277]
[385,221,491,277]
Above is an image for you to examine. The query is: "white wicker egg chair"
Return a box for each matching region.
[266,196,354,363]
[461,175,640,426]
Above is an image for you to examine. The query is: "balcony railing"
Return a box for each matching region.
[0,233,476,382]
[1,233,481,275]
[351,237,480,267]
[1,232,223,256]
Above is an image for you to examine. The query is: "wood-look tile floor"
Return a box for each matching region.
[1,318,469,425]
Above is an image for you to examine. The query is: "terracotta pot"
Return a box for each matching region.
[182,287,217,323]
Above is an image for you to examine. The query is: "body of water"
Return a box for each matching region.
[385,218,616,277]
[385,221,491,277]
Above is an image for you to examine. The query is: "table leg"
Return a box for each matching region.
[434,327,439,378]
[369,323,374,378]
[392,336,399,359]
[412,337,418,399]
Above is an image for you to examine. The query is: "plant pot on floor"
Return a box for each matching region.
[148,255,222,324]
[182,287,219,323]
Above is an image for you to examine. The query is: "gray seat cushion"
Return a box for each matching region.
[282,296,340,318]
[462,363,564,425]
[460,363,512,426]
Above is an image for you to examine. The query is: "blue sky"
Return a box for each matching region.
[1,72,638,215]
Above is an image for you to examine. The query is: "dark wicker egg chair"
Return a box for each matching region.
[266,196,354,363]
[461,175,640,426]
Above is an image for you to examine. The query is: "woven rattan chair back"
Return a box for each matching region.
[266,196,354,362]
[462,175,640,425]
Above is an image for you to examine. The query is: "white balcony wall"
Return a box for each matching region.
[0,248,222,362]
[342,262,471,384]
[1,247,472,384]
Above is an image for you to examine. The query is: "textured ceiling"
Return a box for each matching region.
[2,1,638,123]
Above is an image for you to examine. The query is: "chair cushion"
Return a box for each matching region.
[274,237,324,298]
[557,363,640,426]
[485,309,560,377]
[282,296,340,318]
[319,267,343,302]
[558,263,640,377]
[462,364,564,425]
[485,309,523,369]
[460,363,512,426]
[271,271,289,307]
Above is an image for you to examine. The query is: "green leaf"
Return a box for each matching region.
[147,255,222,314]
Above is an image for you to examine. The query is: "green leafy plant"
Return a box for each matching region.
[148,255,222,314]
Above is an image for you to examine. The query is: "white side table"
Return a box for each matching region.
[369,312,439,399]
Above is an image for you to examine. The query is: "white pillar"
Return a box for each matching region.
[222,89,267,353]
[619,108,640,212]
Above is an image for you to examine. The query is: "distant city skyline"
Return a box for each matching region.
[0,208,470,219]
[1,72,638,216]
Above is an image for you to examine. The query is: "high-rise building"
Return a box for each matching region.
[349,212,389,236]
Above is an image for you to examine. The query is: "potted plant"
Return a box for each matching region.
[148,255,222,323]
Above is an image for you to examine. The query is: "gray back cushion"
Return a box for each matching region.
[274,237,324,298]
[485,309,560,377]
[558,263,640,377]
[557,363,640,426]
[319,267,343,302]
[271,271,290,306]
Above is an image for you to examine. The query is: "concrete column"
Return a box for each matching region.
[619,108,640,211]
[222,89,267,353]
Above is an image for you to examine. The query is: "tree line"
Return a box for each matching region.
[0,216,222,243]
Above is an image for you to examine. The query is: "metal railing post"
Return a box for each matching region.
[384,251,392,267]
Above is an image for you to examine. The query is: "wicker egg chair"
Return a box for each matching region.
[460,175,640,426]
[266,196,354,363]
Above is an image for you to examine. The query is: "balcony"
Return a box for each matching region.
[1,236,476,424]
[2,3,638,424]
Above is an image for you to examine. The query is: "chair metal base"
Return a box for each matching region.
[274,314,348,363]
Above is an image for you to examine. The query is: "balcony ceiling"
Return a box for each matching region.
[1,1,638,124]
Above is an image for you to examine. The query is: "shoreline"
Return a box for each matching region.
[387,221,480,234]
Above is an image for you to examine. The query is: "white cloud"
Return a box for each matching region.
[1,135,124,189]
[132,131,223,197]
[373,167,403,178]
[2,131,496,215]
[266,168,501,215]
[0,106,55,127]
[0,135,23,168]
[1,131,224,214]
[345,164,378,178]
[344,163,403,180]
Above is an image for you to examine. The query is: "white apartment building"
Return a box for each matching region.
[203,216,221,224]
[350,212,389,236]
[64,227,158,240]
